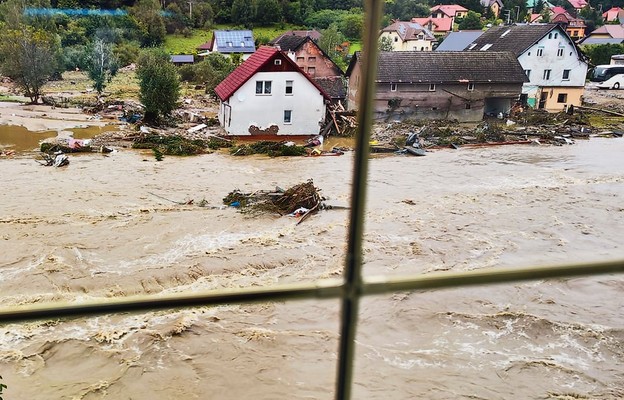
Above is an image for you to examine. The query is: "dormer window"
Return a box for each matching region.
[274,59,282,65]
[468,82,474,91]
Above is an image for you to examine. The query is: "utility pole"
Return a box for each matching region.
[505,10,511,25]
[188,0,193,19]
[515,5,520,22]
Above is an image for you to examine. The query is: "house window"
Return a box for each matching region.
[255,80,272,95]
[285,80,293,95]
[284,110,292,124]
[308,57,316,63]
[394,37,398,42]
[573,30,578,37]
[468,82,474,91]
[537,48,544,56]
[274,59,282,65]
[543,69,551,80]
[557,48,564,57]
[390,83,397,92]
[465,103,471,109]
[308,67,316,76]
[555,32,558,38]
[296,56,304,63]
[548,33,553,39]
[524,69,531,79]
[557,93,568,103]
[429,84,436,91]
[417,34,424,40]
[562,69,570,80]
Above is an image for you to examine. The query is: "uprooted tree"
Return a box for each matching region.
[0,27,60,104]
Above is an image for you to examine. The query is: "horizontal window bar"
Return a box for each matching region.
[1,259,623,324]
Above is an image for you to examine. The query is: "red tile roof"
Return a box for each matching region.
[214,46,331,101]
[411,17,453,33]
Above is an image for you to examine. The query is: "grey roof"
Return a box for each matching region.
[270,34,308,51]
[313,76,346,99]
[354,51,528,84]
[436,31,484,51]
[270,30,321,44]
[579,37,624,45]
[214,30,256,53]
[465,24,559,57]
[170,55,194,63]
[381,21,436,41]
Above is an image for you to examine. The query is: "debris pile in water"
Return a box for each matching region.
[229,140,307,157]
[223,180,324,218]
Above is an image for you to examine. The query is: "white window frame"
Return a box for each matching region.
[429,84,436,91]
[285,80,293,95]
[274,59,282,65]
[391,83,397,92]
[284,110,292,124]
[255,80,272,95]
[468,82,474,91]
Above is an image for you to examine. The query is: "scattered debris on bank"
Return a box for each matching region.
[36,151,69,167]
[132,132,232,158]
[370,107,624,150]
[223,180,326,223]
[229,141,307,157]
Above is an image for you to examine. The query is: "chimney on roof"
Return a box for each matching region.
[428,20,433,31]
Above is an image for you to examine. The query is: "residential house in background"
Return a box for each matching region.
[566,0,588,12]
[480,0,503,18]
[430,4,468,23]
[196,30,256,60]
[602,7,624,23]
[214,47,330,136]
[345,51,527,122]
[578,24,624,45]
[435,30,484,51]
[269,33,346,104]
[466,23,588,111]
[550,7,586,40]
[379,21,437,51]
[271,29,322,43]
[410,17,453,37]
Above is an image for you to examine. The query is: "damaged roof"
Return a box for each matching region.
[347,51,528,84]
[313,76,346,100]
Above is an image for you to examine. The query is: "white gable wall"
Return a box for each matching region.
[516,27,587,106]
[221,71,326,135]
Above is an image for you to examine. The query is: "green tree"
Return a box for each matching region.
[131,0,166,46]
[457,10,483,30]
[318,24,347,70]
[231,0,256,27]
[340,11,364,40]
[256,0,282,25]
[378,35,394,51]
[583,43,624,66]
[0,28,60,104]
[85,39,119,101]
[136,48,180,122]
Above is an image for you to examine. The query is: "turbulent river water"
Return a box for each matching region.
[1,138,623,399]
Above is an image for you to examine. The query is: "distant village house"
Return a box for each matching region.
[379,21,437,51]
[196,30,256,61]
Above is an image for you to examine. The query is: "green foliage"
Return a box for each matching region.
[305,9,348,29]
[114,41,141,67]
[318,24,347,70]
[136,48,180,122]
[133,133,231,156]
[378,35,393,51]
[256,0,282,26]
[85,39,119,98]
[63,45,88,70]
[0,374,6,400]
[583,44,624,67]
[0,27,61,103]
[231,0,256,27]
[131,0,166,46]
[181,53,235,95]
[339,11,364,41]
[457,11,483,30]
[386,0,430,20]
[229,141,307,156]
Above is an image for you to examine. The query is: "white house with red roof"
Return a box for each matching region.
[214,46,330,136]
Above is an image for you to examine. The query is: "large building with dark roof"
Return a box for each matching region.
[466,23,587,111]
[345,51,528,122]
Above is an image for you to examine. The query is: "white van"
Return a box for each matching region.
[597,74,624,89]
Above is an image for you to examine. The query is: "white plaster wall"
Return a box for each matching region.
[379,32,433,51]
[517,27,587,93]
[225,71,326,135]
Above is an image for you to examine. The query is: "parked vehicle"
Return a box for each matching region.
[596,74,624,89]
[590,65,624,82]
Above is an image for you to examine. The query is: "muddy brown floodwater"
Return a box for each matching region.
[1,138,624,399]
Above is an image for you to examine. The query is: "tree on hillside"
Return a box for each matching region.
[131,0,166,46]
[457,10,483,30]
[136,48,180,123]
[583,43,624,66]
[256,0,282,25]
[340,11,364,41]
[231,0,256,27]
[85,38,119,101]
[388,0,431,21]
[0,28,60,104]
